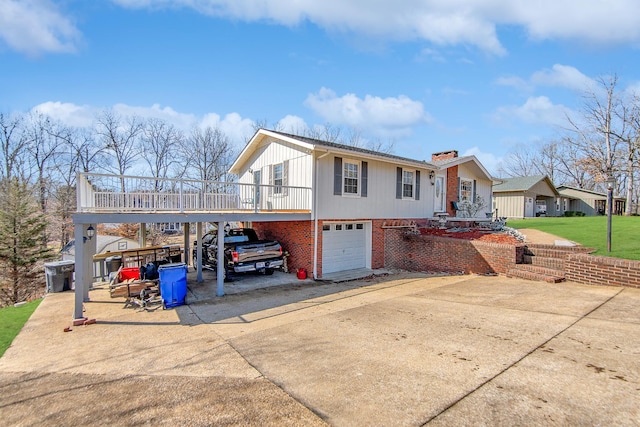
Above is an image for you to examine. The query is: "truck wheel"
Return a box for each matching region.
[263,268,274,275]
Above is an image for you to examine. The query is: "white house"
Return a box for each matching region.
[229,130,494,278]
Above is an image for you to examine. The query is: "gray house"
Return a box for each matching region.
[492,176,560,218]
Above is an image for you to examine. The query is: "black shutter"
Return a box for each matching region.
[334,157,342,195]
[396,167,402,199]
[415,170,420,200]
[361,161,368,197]
[472,179,476,202]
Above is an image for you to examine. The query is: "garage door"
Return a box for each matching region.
[322,222,367,274]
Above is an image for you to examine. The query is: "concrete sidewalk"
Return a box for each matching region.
[1,272,639,426]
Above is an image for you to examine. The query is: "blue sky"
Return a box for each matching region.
[2,0,640,175]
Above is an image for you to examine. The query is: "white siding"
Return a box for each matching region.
[494,193,526,218]
[315,155,434,220]
[458,164,492,217]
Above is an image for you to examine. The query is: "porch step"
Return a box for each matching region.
[523,254,565,270]
[507,265,565,283]
[525,245,595,258]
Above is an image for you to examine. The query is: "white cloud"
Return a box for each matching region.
[531,64,595,92]
[304,87,431,138]
[200,112,255,146]
[0,0,81,56]
[492,96,570,126]
[276,115,309,135]
[31,101,96,128]
[462,147,503,176]
[111,0,640,54]
[29,101,256,147]
[494,76,533,93]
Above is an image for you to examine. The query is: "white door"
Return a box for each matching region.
[322,223,367,274]
[525,197,534,217]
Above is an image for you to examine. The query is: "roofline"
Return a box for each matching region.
[229,129,439,174]
[493,175,560,196]
[556,185,607,198]
[436,155,494,182]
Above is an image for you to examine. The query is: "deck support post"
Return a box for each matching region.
[216,222,225,297]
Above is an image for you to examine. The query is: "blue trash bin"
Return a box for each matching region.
[158,263,188,308]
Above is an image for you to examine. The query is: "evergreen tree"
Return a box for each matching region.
[0,178,54,306]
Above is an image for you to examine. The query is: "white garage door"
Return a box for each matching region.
[322,222,367,274]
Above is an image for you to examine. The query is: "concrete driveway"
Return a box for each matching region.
[1,272,639,426]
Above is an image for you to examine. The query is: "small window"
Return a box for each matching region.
[460,179,473,201]
[273,163,283,194]
[322,224,330,231]
[403,171,414,198]
[356,223,364,230]
[343,161,359,195]
[335,224,342,231]
[345,224,354,230]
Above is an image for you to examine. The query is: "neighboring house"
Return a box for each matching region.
[61,235,140,279]
[557,186,626,216]
[492,176,560,218]
[229,129,494,277]
[61,235,140,260]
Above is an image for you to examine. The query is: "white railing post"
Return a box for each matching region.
[179,180,184,213]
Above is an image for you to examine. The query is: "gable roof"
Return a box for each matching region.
[431,155,495,182]
[493,175,559,195]
[230,129,493,181]
[230,129,436,174]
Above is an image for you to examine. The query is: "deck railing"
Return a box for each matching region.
[77,173,312,213]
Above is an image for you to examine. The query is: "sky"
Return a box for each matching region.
[2,0,640,175]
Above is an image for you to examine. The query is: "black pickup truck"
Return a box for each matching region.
[192,228,284,275]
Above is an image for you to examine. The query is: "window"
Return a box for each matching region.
[345,224,354,230]
[396,167,420,200]
[343,160,359,195]
[460,179,473,202]
[402,171,414,198]
[273,163,283,194]
[269,160,288,196]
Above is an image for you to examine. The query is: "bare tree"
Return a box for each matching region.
[564,75,624,190]
[95,109,144,191]
[178,126,236,190]
[140,118,183,189]
[0,112,29,180]
[496,142,543,178]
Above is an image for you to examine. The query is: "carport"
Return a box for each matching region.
[71,173,311,321]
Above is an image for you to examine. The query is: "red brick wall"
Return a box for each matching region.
[384,229,523,275]
[251,221,315,276]
[565,254,640,288]
[253,218,422,278]
[446,165,459,216]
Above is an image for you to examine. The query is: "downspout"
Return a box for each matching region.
[313,149,330,280]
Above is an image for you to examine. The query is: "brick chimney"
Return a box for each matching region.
[431,150,458,162]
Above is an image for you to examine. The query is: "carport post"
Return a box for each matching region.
[196,222,203,282]
[216,222,225,296]
[73,223,96,320]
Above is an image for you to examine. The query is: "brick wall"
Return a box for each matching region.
[565,254,640,288]
[446,165,458,216]
[251,220,315,276]
[384,229,523,275]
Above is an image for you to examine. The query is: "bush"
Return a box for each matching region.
[564,211,585,217]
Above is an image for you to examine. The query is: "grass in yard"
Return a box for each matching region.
[507,216,640,260]
[0,299,42,358]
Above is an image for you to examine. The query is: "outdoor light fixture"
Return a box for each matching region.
[84,225,95,243]
[429,171,436,185]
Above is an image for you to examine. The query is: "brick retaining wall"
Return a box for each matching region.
[384,229,524,275]
[565,254,640,288]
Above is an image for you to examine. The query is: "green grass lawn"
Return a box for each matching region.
[0,299,42,358]
[507,216,640,260]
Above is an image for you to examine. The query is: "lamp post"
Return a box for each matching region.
[606,177,615,252]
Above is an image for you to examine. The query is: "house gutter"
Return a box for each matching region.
[313,149,331,280]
